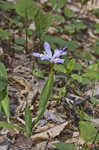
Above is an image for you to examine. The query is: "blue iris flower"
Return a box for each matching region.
[32,42,67,63]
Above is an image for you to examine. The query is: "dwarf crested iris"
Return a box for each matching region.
[32,42,67,63]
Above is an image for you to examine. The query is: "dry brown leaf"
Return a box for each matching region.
[33,141,47,150]
[90,119,99,128]
[31,121,71,142]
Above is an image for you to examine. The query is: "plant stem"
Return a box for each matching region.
[25,9,28,53]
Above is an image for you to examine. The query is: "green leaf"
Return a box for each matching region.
[0,1,15,10]
[90,97,99,105]
[15,37,25,45]
[54,142,77,150]
[0,77,8,101]
[35,11,52,38]
[1,92,10,121]
[79,121,99,142]
[55,15,65,23]
[72,74,83,83]
[94,23,99,33]
[75,21,87,30]
[15,0,38,19]
[0,121,24,131]
[83,70,99,80]
[0,62,9,120]
[32,68,54,127]
[9,18,23,28]
[13,45,24,51]
[92,8,99,15]
[65,59,75,74]
[50,0,67,11]
[64,24,75,34]
[73,62,82,71]
[42,35,79,51]
[25,104,32,137]
[54,64,66,73]
[91,40,99,55]
[0,29,11,39]
[0,62,7,78]
[64,8,74,18]
[32,69,45,79]
[0,62,8,101]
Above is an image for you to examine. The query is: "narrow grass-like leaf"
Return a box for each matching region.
[35,11,52,38]
[0,62,10,120]
[32,66,54,127]
[0,121,24,131]
[25,104,32,137]
[15,0,38,19]
[54,142,77,150]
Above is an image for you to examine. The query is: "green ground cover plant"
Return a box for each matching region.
[0,0,99,149]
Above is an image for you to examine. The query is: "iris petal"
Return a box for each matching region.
[60,47,67,56]
[44,42,52,57]
[32,52,41,57]
[53,49,61,58]
[52,58,64,63]
[40,55,50,60]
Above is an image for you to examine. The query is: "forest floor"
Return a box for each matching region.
[0,0,99,150]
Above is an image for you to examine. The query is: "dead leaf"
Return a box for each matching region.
[91,119,99,128]
[44,109,65,123]
[31,121,71,142]
[33,141,47,150]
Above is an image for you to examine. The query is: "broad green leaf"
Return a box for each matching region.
[0,29,11,39]
[12,45,24,51]
[9,18,23,28]
[15,37,25,45]
[32,68,45,79]
[64,8,74,18]
[54,142,77,150]
[50,0,67,11]
[32,68,54,127]
[85,63,99,71]
[25,104,32,137]
[75,21,87,30]
[82,51,92,60]
[79,121,99,142]
[15,0,38,19]
[64,24,75,34]
[54,64,66,73]
[94,23,99,33]
[65,59,75,74]
[91,40,99,55]
[0,1,15,10]
[72,74,83,83]
[73,62,82,71]
[0,121,24,131]
[90,97,99,105]
[55,15,65,23]
[83,70,99,80]
[92,8,99,15]
[0,62,7,78]
[35,11,52,38]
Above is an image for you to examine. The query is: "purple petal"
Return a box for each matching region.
[40,55,50,60]
[32,52,41,57]
[52,58,64,63]
[60,47,67,56]
[53,49,61,59]
[44,42,52,57]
